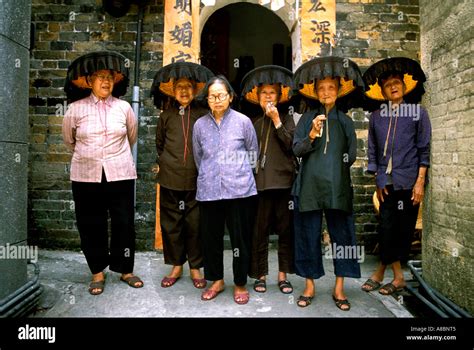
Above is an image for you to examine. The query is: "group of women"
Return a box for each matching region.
[62,52,431,311]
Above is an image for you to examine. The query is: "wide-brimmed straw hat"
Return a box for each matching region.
[64,51,129,102]
[294,56,365,102]
[150,62,214,108]
[240,65,294,105]
[363,57,426,102]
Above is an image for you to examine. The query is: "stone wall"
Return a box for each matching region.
[335,0,421,249]
[419,0,473,314]
[28,0,421,250]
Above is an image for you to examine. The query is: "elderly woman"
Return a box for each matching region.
[62,63,143,295]
[240,66,296,294]
[192,75,258,305]
[153,69,210,289]
[361,58,431,295]
[292,57,364,310]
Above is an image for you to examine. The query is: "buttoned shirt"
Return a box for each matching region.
[367,102,431,190]
[156,104,208,191]
[62,94,137,182]
[192,108,258,201]
[253,112,296,191]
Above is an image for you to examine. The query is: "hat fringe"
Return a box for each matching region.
[294,56,365,102]
[363,57,426,103]
[64,51,130,102]
[151,62,214,108]
[240,65,294,105]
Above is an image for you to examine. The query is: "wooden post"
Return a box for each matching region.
[154,184,163,250]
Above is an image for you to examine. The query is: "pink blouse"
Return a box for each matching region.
[62,94,137,183]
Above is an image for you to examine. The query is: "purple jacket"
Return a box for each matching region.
[367,102,431,190]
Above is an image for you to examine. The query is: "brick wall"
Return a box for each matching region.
[28,0,420,250]
[28,0,164,249]
[419,0,473,314]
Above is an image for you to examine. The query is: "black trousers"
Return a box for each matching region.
[379,185,420,265]
[199,196,257,286]
[294,198,361,279]
[72,173,136,275]
[250,189,294,279]
[160,186,202,269]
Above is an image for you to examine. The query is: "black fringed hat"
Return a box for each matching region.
[294,56,365,101]
[64,51,130,102]
[240,65,294,104]
[363,57,426,102]
[150,62,214,108]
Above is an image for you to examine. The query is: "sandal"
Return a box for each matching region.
[333,295,351,311]
[120,275,144,288]
[379,282,405,295]
[361,278,382,292]
[88,279,105,296]
[296,295,313,308]
[201,287,224,301]
[234,291,250,305]
[191,278,207,289]
[161,276,180,288]
[278,280,293,294]
[253,279,266,293]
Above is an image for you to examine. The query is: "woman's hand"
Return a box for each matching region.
[376,186,389,203]
[411,177,425,205]
[309,114,326,140]
[151,164,160,174]
[265,102,280,125]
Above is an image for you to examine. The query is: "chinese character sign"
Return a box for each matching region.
[163,0,200,65]
[301,0,336,62]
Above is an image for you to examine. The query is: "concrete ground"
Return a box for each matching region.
[28,249,413,318]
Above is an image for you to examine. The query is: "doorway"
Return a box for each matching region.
[200,2,292,94]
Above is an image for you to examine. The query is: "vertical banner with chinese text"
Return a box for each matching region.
[300,0,336,63]
[163,0,200,65]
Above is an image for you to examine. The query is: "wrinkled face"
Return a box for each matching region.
[174,78,195,106]
[258,84,280,109]
[315,77,339,106]
[89,69,114,99]
[208,82,232,114]
[382,76,406,102]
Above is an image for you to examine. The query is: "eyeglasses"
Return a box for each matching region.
[207,93,229,103]
[93,74,115,82]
